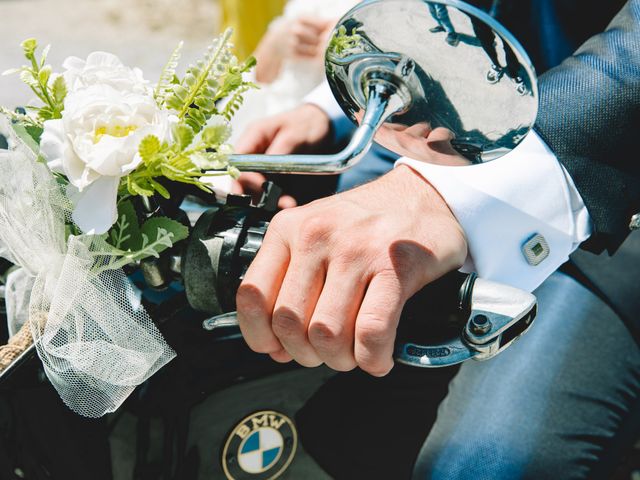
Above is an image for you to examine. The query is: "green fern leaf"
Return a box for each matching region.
[165,94,183,111]
[194,96,215,111]
[176,29,233,123]
[184,118,200,132]
[154,41,183,104]
[172,85,189,102]
[184,73,197,87]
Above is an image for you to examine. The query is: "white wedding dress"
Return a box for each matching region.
[228,0,359,144]
[206,0,358,198]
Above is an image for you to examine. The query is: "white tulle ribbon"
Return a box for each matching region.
[0,115,175,417]
[5,268,34,337]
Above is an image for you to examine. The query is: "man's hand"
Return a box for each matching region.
[233,103,333,208]
[235,103,332,156]
[236,165,467,376]
[282,16,335,60]
[254,17,335,83]
[374,124,471,166]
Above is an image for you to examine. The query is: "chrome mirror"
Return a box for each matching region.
[227,0,537,173]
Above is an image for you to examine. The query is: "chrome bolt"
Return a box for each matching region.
[471,314,492,335]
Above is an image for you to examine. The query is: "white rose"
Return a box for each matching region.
[62,52,149,95]
[41,82,174,234]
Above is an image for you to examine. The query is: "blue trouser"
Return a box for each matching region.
[427,4,456,34]
[412,272,640,479]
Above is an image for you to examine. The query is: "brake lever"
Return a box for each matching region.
[202,273,537,368]
[394,274,537,367]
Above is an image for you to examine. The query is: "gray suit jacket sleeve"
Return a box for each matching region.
[534,0,640,253]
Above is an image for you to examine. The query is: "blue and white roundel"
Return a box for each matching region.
[237,427,284,474]
[222,410,297,480]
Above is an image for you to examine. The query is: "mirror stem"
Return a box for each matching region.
[222,79,410,175]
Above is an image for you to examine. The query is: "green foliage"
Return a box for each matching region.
[51,76,67,106]
[3,33,254,274]
[327,25,363,57]
[140,217,189,254]
[126,114,236,198]
[118,29,257,204]
[8,120,41,153]
[221,82,257,121]
[154,41,183,104]
[201,121,231,145]
[109,200,141,251]
[161,29,257,133]
[173,124,194,150]
[21,38,37,57]
[99,200,189,272]
[138,135,161,162]
[3,38,67,122]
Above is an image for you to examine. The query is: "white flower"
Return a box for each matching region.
[62,52,149,95]
[41,54,175,234]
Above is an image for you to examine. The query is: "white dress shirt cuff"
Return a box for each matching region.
[396,131,592,292]
[304,81,356,145]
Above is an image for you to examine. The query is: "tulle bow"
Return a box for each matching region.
[0,115,175,417]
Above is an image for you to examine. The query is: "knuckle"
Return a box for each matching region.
[355,316,396,376]
[333,248,366,271]
[272,309,305,340]
[388,241,434,272]
[297,215,330,248]
[372,270,407,299]
[308,319,346,350]
[236,283,267,316]
[356,316,394,350]
[269,209,295,231]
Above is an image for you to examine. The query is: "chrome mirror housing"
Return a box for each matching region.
[226,0,538,173]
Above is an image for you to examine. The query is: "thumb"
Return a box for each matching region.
[426,127,464,159]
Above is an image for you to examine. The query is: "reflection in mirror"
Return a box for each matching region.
[326,0,538,164]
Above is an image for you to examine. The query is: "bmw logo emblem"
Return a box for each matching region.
[222,410,297,480]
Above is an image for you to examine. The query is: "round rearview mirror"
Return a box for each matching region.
[227,0,538,173]
[326,0,538,164]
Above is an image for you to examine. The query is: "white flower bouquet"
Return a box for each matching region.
[0,31,256,417]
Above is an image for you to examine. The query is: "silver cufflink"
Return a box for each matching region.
[630,213,640,231]
[522,233,550,266]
